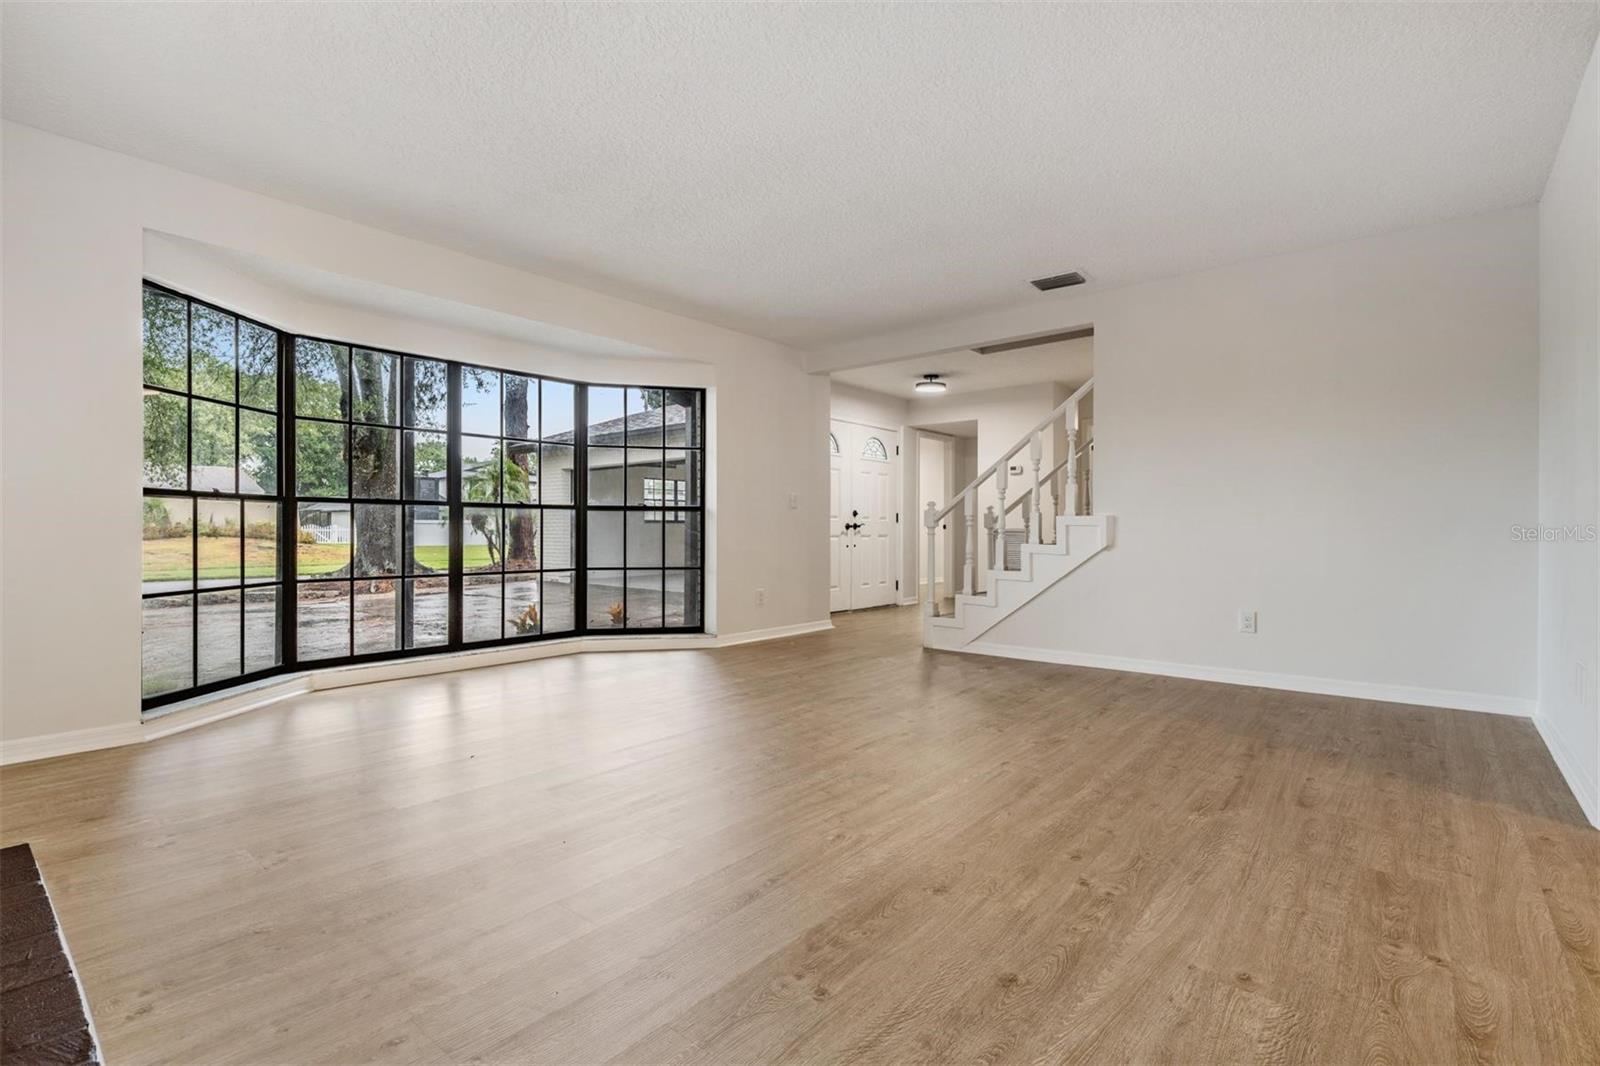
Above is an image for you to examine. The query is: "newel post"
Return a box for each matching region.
[963,488,978,595]
[1066,427,1080,518]
[923,502,939,617]
[982,505,998,572]
[1029,431,1043,544]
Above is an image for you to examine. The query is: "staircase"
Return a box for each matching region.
[922,378,1112,650]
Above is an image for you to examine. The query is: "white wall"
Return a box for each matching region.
[819,208,1542,716]
[1537,36,1600,826]
[829,381,908,432]
[1,122,831,748]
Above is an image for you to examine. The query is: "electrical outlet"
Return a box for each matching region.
[1238,609,1257,635]
[787,491,799,510]
[755,588,767,607]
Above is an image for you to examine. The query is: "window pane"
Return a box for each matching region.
[295,340,348,419]
[191,400,236,492]
[542,572,576,633]
[663,449,701,506]
[460,366,500,436]
[297,582,350,661]
[354,503,402,577]
[626,451,662,505]
[506,573,540,638]
[505,440,537,504]
[240,409,278,495]
[665,511,702,567]
[407,431,448,501]
[297,503,350,579]
[142,288,187,390]
[588,386,624,446]
[355,578,401,655]
[541,444,575,505]
[665,570,702,628]
[587,511,622,568]
[352,425,400,499]
[663,389,701,448]
[239,321,278,411]
[198,589,242,685]
[464,574,501,642]
[351,349,399,425]
[405,577,448,648]
[626,570,664,628]
[542,510,575,569]
[461,436,501,503]
[627,387,664,446]
[197,499,242,589]
[244,586,279,673]
[295,420,348,497]
[504,374,537,440]
[244,500,278,583]
[587,447,625,505]
[142,594,193,696]
[143,390,188,489]
[191,305,237,402]
[405,357,448,430]
[626,511,663,567]
[407,505,449,575]
[586,570,625,630]
[504,508,539,571]
[463,507,501,572]
[541,380,575,441]
[143,496,193,593]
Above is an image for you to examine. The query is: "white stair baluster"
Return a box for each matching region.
[983,505,998,572]
[1029,432,1043,545]
[994,462,1008,569]
[1066,427,1079,519]
[964,488,977,595]
[923,502,939,617]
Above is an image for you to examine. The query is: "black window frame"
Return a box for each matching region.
[141,282,287,707]
[141,280,706,714]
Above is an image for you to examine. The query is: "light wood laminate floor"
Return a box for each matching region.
[2,606,1597,1065]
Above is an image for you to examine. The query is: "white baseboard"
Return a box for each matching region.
[1534,712,1600,828]
[1,619,836,765]
[962,640,1538,718]
[0,723,143,766]
[712,619,834,647]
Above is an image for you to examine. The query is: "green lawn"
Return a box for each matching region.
[141,536,494,581]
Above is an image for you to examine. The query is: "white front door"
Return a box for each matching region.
[828,429,848,612]
[831,419,899,612]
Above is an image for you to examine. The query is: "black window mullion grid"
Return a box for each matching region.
[447,363,464,646]
[144,284,703,712]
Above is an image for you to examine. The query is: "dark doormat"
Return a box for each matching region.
[1,844,100,1065]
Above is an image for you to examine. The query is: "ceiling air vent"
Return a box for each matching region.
[1030,271,1086,292]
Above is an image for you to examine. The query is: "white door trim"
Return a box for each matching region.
[829,416,904,612]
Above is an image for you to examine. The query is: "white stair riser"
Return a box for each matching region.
[925,515,1112,647]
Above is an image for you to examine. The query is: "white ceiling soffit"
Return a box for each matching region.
[832,337,1093,399]
[149,234,676,362]
[6,4,1597,349]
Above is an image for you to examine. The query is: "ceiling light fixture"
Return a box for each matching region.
[914,374,947,395]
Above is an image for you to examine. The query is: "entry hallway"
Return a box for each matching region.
[2,607,1596,1065]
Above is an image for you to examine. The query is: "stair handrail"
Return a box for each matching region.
[927,378,1094,526]
[923,379,1093,615]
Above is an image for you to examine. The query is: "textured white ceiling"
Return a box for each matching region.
[5,3,1597,348]
[833,338,1093,399]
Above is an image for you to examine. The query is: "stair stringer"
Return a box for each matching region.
[924,515,1112,650]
